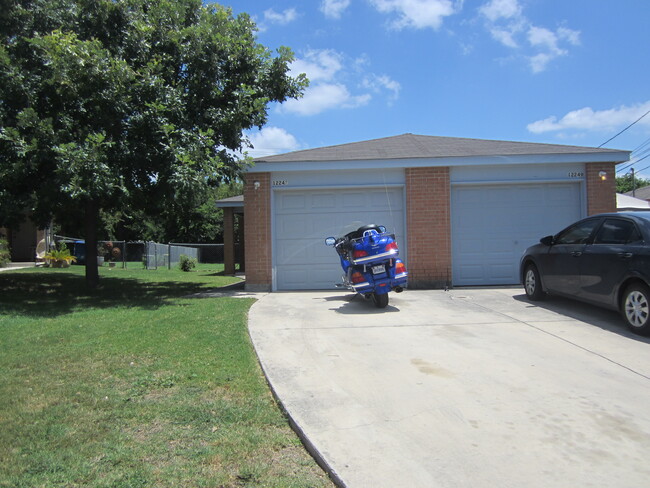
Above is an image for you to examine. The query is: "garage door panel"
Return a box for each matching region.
[275,239,333,265]
[488,263,516,281]
[279,264,341,290]
[458,264,483,281]
[279,193,306,210]
[341,192,369,207]
[275,188,405,290]
[311,193,337,210]
[452,183,581,286]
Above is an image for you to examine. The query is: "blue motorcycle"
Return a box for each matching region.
[325,224,408,308]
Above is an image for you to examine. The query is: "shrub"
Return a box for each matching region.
[178,254,197,272]
[0,238,10,267]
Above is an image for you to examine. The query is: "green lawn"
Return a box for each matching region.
[0,265,333,488]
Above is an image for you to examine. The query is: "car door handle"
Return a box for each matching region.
[571,251,582,257]
[618,252,633,259]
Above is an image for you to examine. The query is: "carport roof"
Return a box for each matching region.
[253,133,628,163]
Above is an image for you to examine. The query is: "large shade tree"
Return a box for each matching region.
[0,0,307,286]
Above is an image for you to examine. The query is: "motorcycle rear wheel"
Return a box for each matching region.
[372,292,389,308]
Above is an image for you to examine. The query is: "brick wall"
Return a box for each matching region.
[243,173,272,291]
[405,167,452,288]
[586,162,617,215]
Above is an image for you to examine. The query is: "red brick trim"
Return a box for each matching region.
[243,173,272,291]
[586,162,616,215]
[405,167,452,288]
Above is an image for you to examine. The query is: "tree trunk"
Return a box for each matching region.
[84,200,99,288]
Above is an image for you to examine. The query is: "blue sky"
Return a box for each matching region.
[226,0,650,178]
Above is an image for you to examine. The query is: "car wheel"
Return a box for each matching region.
[623,284,650,335]
[524,264,545,301]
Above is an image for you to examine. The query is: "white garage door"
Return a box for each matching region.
[451,183,582,286]
[274,187,405,290]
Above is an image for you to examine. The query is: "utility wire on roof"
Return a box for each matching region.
[598,109,650,148]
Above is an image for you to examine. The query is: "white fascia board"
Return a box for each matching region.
[246,151,631,173]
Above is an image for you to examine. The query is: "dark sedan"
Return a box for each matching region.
[520,212,650,335]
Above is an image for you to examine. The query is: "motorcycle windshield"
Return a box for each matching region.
[338,221,365,237]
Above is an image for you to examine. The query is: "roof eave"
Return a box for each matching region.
[246,151,631,173]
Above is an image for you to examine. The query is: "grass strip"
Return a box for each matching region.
[0,265,333,487]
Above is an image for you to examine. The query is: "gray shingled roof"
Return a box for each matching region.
[624,185,650,200]
[254,133,625,163]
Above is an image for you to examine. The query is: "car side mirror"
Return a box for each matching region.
[540,235,554,246]
[325,237,336,246]
[378,225,386,233]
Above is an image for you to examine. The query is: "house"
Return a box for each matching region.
[617,193,650,211]
[624,184,650,201]
[0,217,48,262]
[241,133,629,291]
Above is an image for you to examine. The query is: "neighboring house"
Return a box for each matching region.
[617,193,650,211]
[624,184,650,201]
[241,133,629,291]
[0,217,47,262]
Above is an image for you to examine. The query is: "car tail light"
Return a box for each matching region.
[351,272,366,284]
[353,249,368,259]
[385,242,398,252]
[395,261,407,274]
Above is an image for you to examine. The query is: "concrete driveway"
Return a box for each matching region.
[248,288,650,488]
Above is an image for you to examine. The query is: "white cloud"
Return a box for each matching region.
[478,0,580,73]
[490,27,520,48]
[527,101,650,134]
[290,49,343,82]
[281,83,371,116]
[263,8,298,25]
[528,26,565,55]
[257,8,298,31]
[369,0,458,30]
[557,26,581,46]
[246,127,301,157]
[362,74,401,101]
[320,0,351,19]
[528,52,554,74]
[282,49,398,116]
[479,0,521,22]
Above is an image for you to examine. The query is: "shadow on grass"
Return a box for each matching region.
[0,270,213,318]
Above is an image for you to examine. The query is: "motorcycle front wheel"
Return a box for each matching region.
[372,292,389,308]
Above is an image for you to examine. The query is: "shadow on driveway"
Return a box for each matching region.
[320,292,402,314]
[513,292,650,344]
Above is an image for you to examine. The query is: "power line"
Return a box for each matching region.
[632,135,650,153]
[617,151,650,174]
[630,153,650,173]
[598,109,650,148]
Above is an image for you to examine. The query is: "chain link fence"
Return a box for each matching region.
[144,242,198,270]
[53,236,235,269]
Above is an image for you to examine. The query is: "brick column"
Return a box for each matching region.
[586,162,616,215]
[243,173,272,291]
[223,207,235,275]
[405,167,451,289]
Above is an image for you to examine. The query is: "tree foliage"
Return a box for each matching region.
[0,0,307,286]
[616,174,650,194]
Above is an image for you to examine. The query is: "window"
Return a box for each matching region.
[594,219,642,245]
[555,219,600,245]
